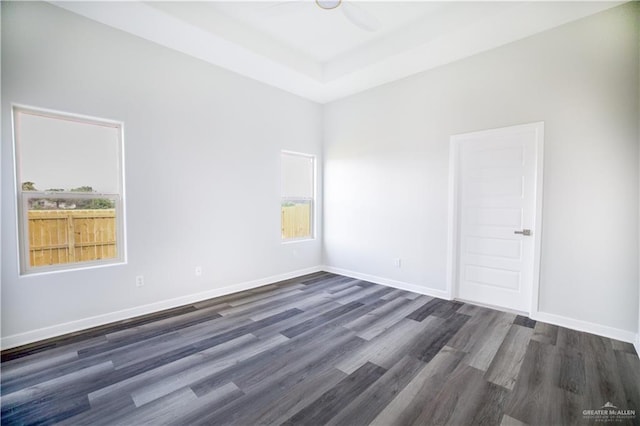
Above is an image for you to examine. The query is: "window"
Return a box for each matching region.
[13,105,126,274]
[281,151,315,241]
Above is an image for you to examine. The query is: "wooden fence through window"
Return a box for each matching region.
[281,204,311,239]
[29,204,306,267]
[27,209,117,267]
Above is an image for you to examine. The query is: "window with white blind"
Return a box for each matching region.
[13,105,126,275]
[281,151,315,241]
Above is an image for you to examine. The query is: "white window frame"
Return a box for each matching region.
[12,104,127,275]
[281,150,316,243]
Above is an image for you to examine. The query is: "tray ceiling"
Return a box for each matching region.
[51,1,624,103]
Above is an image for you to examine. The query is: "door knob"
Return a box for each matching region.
[514,229,531,236]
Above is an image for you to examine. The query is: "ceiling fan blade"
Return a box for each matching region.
[341,2,381,32]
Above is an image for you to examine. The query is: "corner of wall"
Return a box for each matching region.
[321,265,450,300]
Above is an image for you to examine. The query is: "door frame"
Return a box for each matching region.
[445,122,545,316]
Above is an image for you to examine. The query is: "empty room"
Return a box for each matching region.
[1,1,639,425]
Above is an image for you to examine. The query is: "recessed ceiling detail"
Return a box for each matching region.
[51,1,624,103]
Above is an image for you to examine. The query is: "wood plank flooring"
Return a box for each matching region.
[1,272,639,425]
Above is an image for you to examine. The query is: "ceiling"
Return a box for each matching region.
[51,1,624,104]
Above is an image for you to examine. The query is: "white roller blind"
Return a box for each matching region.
[17,111,120,193]
[281,152,314,198]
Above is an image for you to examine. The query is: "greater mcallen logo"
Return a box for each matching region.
[583,402,636,422]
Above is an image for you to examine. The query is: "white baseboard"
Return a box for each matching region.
[532,311,637,344]
[323,266,638,346]
[322,266,450,300]
[4,264,637,351]
[1,266,323,350]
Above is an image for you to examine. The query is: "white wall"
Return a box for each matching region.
[1,2,323,346]
[2,1,638,347]
[324,3,639,336]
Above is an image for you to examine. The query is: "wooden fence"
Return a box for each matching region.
[281,203,311,239]
[28,209,117,267]
[28,205,304,267]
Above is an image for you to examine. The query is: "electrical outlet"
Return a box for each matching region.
[135,275,145,287]
[195,266,202,277]
[393,258,402,268]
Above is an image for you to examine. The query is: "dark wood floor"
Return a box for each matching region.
[1,272,638,425]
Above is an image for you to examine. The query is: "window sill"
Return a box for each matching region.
[20,259,127,277]
[281,237,316,245]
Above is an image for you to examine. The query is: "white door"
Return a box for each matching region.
[451,122,543,313]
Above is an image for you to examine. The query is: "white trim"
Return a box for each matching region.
[531,123,545,319]
[11,103,123,128]
[12,104,128,276]
[322,266,450,300]
[532,311,637,344]
[10,105,21,276]
[280,149,316,159]
[281,238,316,245]
[281,150,317,242]
[1,266,323,349]
[323,266,637,345]
[3,265,636,349]
[445,137,459,300]
[446,122,545,316]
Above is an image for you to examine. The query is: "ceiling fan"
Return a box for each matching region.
[268,0,382,32]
